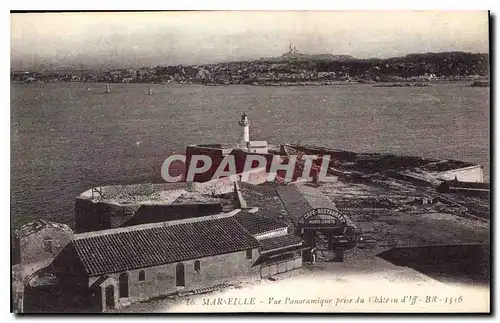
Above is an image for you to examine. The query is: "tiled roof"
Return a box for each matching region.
[260,234,305,253]
[240,183,291,222]
[90,275,109,289]
[234,211,288,236]
[73,217,260,276]
[277,184,357,228]
[296,184,340,210]
[240,183,356,228]
[275,185,312,223]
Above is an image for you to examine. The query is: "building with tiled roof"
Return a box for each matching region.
[18,179,364,312]
[231,207,308,278]
[260,234,305,253]
[23,178,369,312]
[255,235,309,277]
[238,182,360,262]
[234,209,289,239]
[72,215,260,276]
[43,206,308,312]
[51,212,263,312]
[276,184,357,228]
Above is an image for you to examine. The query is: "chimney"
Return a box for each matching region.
[233,180,247,209]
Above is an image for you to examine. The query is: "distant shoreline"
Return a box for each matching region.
[11,79,487,87]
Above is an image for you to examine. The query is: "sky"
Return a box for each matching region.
[10,11,490,70]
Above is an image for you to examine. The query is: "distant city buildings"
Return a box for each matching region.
[10,50,489,85]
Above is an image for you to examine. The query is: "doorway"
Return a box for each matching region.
[118,273,129,298]
[105,285,115,310]
[303,229,338,262]
[176,263,185,287]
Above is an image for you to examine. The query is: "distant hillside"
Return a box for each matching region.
[12,51,489,85]
[194,51,489,84]
[315,51,488,78]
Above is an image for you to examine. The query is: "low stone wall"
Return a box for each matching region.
[75,198,140,233]
[75,197,223,233]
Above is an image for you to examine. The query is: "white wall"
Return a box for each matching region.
[255,228,288,240]
[436,165,484,183]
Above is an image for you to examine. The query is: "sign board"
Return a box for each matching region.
[297,208,347,228]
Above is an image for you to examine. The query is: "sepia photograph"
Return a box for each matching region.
[9,10,490,313]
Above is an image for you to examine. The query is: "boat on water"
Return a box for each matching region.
[105,84,110,93]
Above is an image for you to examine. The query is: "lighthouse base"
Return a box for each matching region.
[238,141,269,154]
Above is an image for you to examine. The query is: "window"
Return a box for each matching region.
[43,238,52,253]
[194,260,201,273]
[138,270,146,282]
[246,249,253,259]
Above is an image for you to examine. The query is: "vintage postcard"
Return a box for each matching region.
[10,11,490,313]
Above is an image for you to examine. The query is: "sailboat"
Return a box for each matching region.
[148,85,153,95]
[105,83,110,93]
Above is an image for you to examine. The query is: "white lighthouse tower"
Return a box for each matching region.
[237,112,268,154]
[238,112,250,143]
